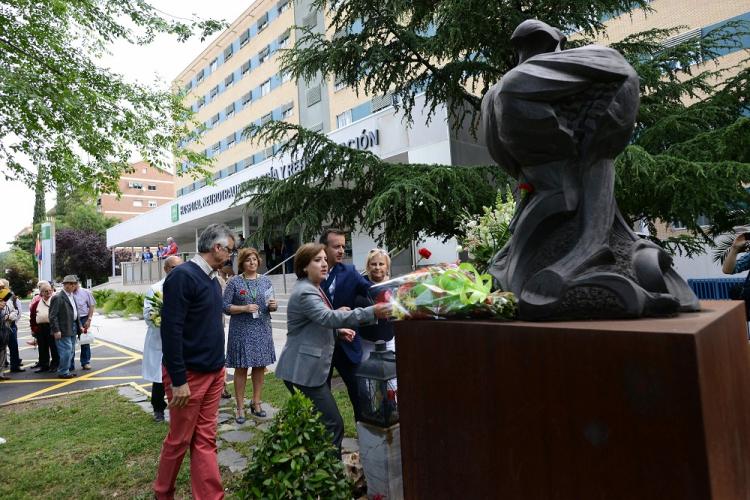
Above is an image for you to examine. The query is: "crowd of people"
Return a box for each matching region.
[150,223,396,498]
[140,237,179,262]
[0,275,97,381]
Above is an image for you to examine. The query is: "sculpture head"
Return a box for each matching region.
[511,20,566,64]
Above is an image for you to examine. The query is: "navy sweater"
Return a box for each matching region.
[161,261,225,386]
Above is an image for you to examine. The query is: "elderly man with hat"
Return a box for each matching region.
[49,275,82,379]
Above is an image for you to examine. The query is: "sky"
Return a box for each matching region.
[0,1,251,252]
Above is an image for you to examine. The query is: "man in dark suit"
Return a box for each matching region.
[320,228,373,420]
[49,275,81,379]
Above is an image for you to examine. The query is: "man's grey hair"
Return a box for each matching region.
[197,224,236,253]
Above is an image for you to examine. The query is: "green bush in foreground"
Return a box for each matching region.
[238,392,352,499]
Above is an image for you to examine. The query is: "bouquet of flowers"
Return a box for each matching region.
[371,263,516,320]
[145,291,163,327]
[456,188,516,273]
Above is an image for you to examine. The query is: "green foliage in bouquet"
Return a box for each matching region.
[383,263,516,320]
[237,392,352,499]
[145,292,163,327]
[456,189,515,274]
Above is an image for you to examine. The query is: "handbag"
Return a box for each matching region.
[78,329,95,345]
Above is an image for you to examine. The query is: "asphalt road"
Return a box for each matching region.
[0,314,152,406]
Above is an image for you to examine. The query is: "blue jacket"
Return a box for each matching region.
[161,261,225,386]
[321,263,372,363]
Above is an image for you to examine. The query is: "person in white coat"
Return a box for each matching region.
[143,256,183,422]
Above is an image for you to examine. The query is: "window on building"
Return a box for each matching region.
[257,13,268,33]
[211,113,220,126]
[278,30,290,48]
[184,81,192,93]
[281,71,292,83]
[133,199,143,207]
[240,29,250,48]
[224,45,234,62]
[142,167,148,173]
[277,0,290,14]
[225,73,234,88]
[336,110,352,128]
[306,85,321,106]
[334,75,346,91]
[147,185,157,191]
[242,91,252,106]
[261,113,273,125]
[226,133,236,148]
[241,60,251,76]
[197,96,205,109]
[258,46,270,65]
[212,142,221,154]
[148,200,158,208]
[281,103,294,119]
[210,58,218,72]
[210,85,219,99]
[196,69,205,83]
[302,13,317,28]
[226,102,235,118]
[260,79,271,97]
[128,181,144,190]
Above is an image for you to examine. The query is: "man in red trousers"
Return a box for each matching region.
[153,224,236,500]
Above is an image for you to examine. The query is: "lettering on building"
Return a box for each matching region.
[268,128,380,180]
[179,183,243,216]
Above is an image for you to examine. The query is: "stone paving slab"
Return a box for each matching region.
[221,430,255,443]
[218,448,248,473]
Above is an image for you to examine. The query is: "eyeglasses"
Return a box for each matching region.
[367,248,389,257]
[217,244,234,254]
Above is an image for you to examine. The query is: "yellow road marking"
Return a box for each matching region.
[92,338,144,359]
[0,379,64,383]
[7,358,139,404]
[86,376,144,381]
[84,356,132,361]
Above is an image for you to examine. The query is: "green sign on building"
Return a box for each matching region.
[171,204,179,223]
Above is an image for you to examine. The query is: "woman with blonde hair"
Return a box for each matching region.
[223,247,278,423]
[355,248,396,361]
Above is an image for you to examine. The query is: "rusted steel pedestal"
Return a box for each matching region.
[395,301,750,499]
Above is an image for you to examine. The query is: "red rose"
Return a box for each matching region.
[418,247,432,259]
[519,182,534,194]
[239,290,247,295]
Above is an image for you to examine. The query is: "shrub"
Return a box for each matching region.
[92,289,114,304]
[238,392,352,499]
[100,291,144,315]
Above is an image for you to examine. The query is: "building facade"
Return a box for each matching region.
[602,0,750,278]
[98,161,175,221]
[107,0,750,278]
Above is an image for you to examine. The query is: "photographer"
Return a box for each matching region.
[722,232,750,320]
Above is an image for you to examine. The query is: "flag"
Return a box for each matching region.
[34,235,42,262]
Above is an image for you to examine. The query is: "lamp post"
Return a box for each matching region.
[355,341,403,499]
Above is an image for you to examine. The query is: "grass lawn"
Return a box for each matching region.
[0,373,358,498]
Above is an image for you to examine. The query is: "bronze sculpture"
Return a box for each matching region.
[482,20,700,320]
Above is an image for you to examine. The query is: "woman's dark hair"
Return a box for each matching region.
[294,243,326,279]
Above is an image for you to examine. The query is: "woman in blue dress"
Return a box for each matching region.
[223,247,278,422]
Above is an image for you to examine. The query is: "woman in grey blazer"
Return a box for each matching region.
[275,243,390,456]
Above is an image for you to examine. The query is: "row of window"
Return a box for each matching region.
[192,30,292,117]
[133,200,159,208]
[127,182,158,191]
[180,69,293,149]
[183,0,293,95]
[179,100,295,173]
[176,141,282,197]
